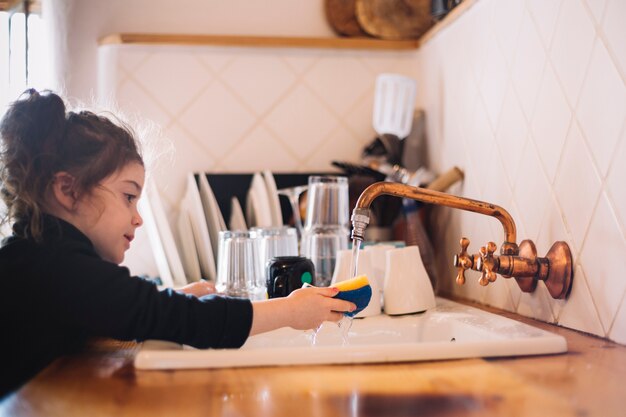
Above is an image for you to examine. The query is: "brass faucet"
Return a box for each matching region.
[351,182,573,299]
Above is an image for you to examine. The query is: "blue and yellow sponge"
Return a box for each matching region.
[332,275,372,317]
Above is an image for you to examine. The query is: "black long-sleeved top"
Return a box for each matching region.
[0,215,253,397]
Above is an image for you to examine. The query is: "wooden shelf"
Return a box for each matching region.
[98,1,475,51]
[99,33,420,50]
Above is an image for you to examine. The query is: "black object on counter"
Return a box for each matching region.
[266,256,315,298]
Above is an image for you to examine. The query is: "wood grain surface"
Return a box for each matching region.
[2,299,624,417]
[325,0,369,37]
[355,0,434,40]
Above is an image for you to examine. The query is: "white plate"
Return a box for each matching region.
[176,205,202,283]
[138,192,175,288]
[262,170,283,226]
[247,173,272,228]
[229,196,247,231]
[135,298,568,370]
[185,174,216,281]
[198,174,226,263]
[144,181,187,287]
[245,187,256,227]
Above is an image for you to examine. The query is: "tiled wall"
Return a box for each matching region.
[98,44,418,280]
[98,0,626,344]
[416,0,626,343]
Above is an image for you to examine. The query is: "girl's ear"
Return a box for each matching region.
[51,172,79,211]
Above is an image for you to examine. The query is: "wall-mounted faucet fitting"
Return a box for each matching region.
[351,181,573,299]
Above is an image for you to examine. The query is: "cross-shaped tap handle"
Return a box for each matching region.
[478,241,498,286]
[453,237,472,285]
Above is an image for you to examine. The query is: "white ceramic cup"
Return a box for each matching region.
[331,249,381,317]
[363,244,395,290]
[383,246,436,315]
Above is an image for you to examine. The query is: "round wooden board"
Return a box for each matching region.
[325,0,369,37]
[355,0,434,40]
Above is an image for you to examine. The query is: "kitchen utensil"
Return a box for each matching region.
[373,73,417,140]
[300,227,349,287]
[216,230,264,300]
[176,207,202,283]
[246,173,273,228]
[229,197,247,231]
[324,0,368,36]
[252,226,299,279]
[266,256,315,299]
[331,161,387,181]
[401,109,427,171]
[277,185,308,239]
[139,187,175,288]
[383,246,436,315]
[185,174,217,281]
[304,175,350,229]
[143,181,187,287]
[199,174,227,263]
[355,0,434,40]
[262,170,283,227]
[300,176,350,286]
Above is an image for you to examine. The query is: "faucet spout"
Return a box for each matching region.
[353,182,518,254]
[350,180,573,300]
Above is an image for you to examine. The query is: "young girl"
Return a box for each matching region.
[0,90,355,396]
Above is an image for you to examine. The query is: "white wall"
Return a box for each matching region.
[50,0,335,101]
[415,0,626,344]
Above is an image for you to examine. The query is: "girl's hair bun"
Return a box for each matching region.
[0,89,67,159]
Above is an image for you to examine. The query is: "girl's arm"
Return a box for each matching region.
[250,286,355,335]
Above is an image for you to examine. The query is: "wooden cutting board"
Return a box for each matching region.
[325,0,369,37]
[355,0,434,40]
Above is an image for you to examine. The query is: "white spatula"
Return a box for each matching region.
[372,73,417,140]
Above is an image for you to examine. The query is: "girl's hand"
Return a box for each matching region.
[250,286,356,335]
[176,280,216,297]
[284,286,355,330]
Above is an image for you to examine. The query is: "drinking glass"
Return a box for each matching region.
[251,226,298,280]
[304,176,349,229]
[300,227,349,287]
[216,230,265,300]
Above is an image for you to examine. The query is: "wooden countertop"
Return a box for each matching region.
[2,300,624,417]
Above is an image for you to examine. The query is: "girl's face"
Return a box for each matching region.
[76,162,145,264]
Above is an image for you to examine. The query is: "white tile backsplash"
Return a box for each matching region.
[553,122,602,251]
[98,0,626,344]
[602,0,626,78]
[490,0,525,67]
[412,0,626,344]
[606,127,626,231]
[530,63,572,182]
[511,10,547,121]
[526,0,563,49]
[584,0,607,25]
[550,0,596,106]
[579,193,626,332]
[576,40,626,177]
[495,85,528,187]
[558,265,605,337]
[219,55,297,116]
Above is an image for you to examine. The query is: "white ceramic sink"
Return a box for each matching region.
[134,298,567,370]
